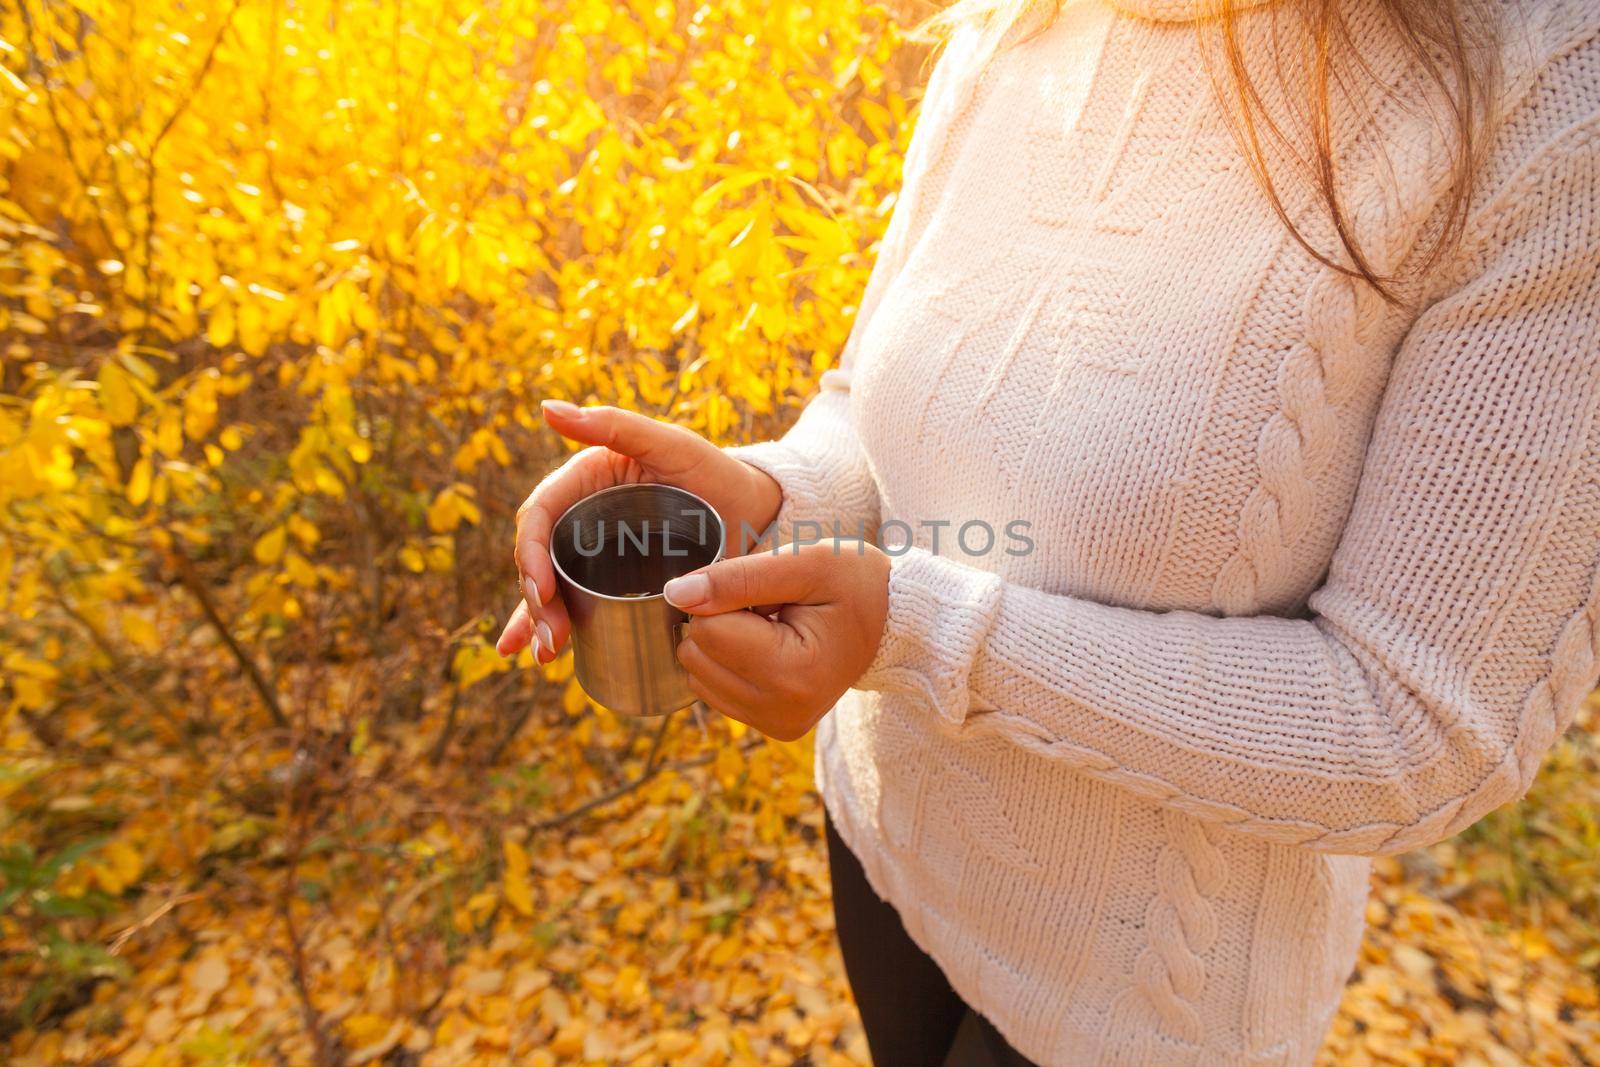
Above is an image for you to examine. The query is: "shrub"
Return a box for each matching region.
[0,0,921,1046]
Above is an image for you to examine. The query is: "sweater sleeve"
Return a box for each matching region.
[725,32,980,546]
[854,99,1600,857]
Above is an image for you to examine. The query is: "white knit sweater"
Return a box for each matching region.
[729,0,1600,1062]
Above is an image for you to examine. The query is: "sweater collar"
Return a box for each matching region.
[1103,0,1276,21]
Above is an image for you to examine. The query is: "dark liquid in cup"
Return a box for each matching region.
[556,524,716,599]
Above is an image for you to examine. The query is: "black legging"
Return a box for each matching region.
[826,812,1040,1066]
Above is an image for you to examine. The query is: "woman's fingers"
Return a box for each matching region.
[540,400,708,480]
[513,446,615,606]
[497,600,533,655]
[678,636,767,724]
[517,401,709,607]
[532,594,571,659]
[663,546,829,615]
[495,594,572,661]
[685,610,795,679]
[511,399,736,667]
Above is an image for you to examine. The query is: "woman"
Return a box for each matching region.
[499,0,1600,1060]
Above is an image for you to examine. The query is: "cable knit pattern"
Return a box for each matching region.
[1210,273,1363,614]
[733,2,1600,1063]
[1211,16,1465,615]
[1126,811,1227,1043]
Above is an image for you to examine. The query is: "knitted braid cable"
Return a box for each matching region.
[1211,79,1458,615]
[1132,811,1227,1042]
[956,560,1600,856]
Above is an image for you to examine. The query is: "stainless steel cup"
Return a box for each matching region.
[550,484,725,716]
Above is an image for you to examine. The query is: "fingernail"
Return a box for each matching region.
[541,399,583,420]
[520,573,542,604]
[496,617,519,657]
[663,573,709,609]
[535,619,554,659]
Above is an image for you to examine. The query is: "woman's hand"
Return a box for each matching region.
[664,541,891,741]
[497,400,783,661]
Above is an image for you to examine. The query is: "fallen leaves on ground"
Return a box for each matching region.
[7,702,1599,1065]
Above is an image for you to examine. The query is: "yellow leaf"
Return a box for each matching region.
[287,513,321,548]
[236,300,267,355]
[126,457,153,506]
[427,491,461,534]
[693,171,766,215]
[121,611,160,652]
[93,839,144,895]
[452,641,505,688]
[317,288,347,347]
[205,300,234,347]
[253,525,287,565]
[155,410,183,458]
[503,838,534,917]
[714,744,744,791]
[549,1020,585,1057]
[98,361,139,426]
[285,551,317,586]
[656,1030,696,1055]
[188,951,229,997]
[427,485,481,534]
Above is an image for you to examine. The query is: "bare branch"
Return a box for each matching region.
[532,711,762,832]
[170,544,288,729]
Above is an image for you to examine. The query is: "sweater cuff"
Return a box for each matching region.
[853,548,1005,725]
[722,438,817,550]
[722,391,878,551]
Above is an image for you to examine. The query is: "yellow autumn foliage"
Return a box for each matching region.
[1,0,923,1058]
[2,0,1598,1063]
